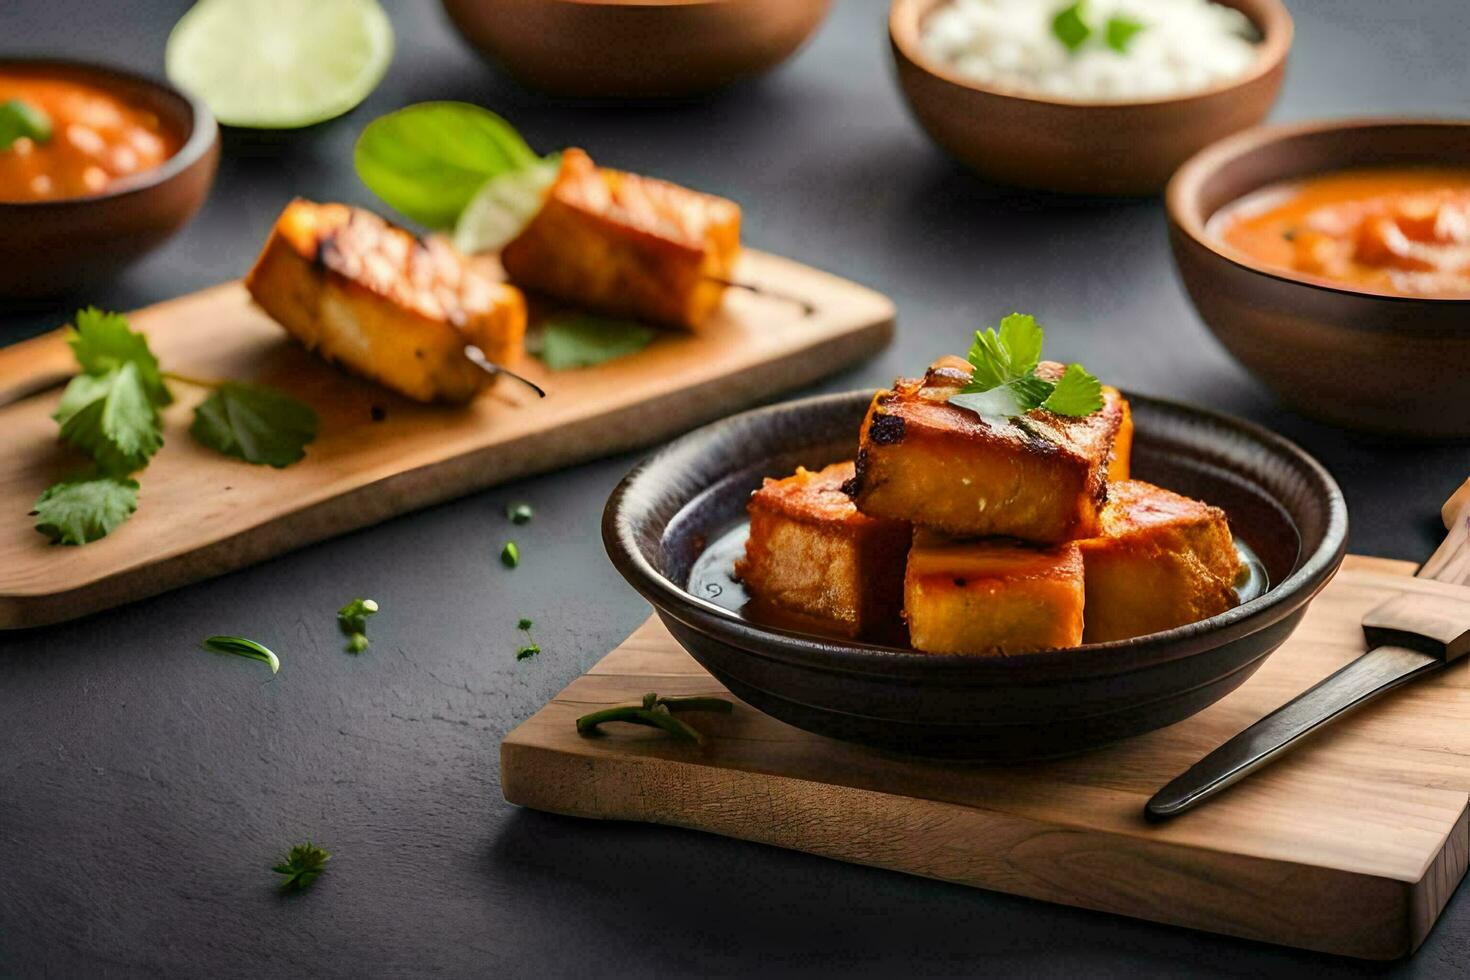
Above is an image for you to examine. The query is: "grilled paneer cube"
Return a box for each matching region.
[1079,480,1241,643]
[501,148,741,330]
[904,529,1085,655]
[734,461,911,639]
[846,357,1130,543]
[246,199,527,404]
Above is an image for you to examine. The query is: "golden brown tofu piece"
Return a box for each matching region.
[501,148,741,330]
[1108,395,1133,482]
[734,462,911,639]
[904,529,1085,655]
[1079,480,1241,643]
[846,358,1130,543]
[246,199,527,404]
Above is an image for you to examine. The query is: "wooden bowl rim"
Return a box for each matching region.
[888,0,1292,110]
[0,56,218,212]
[603,389,1348,683]
[1167,115,1470,305]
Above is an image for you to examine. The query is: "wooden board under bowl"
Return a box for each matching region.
[0,249,893,629]
[502,556,1470,961]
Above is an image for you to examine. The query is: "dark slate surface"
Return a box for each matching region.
[3,1,1469,976]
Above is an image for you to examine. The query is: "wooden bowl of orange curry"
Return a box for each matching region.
[0,59,219,298]
[1168,119,1470,438]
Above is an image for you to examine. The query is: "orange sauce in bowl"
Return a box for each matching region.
[1208,168,1470,297]
[0,71,182,202]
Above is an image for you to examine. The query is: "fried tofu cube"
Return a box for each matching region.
[1079,480,1242,643]
[246,199,527,404]
[904,529,1085,655]
[501,148,741,330]
[1108,395,1133,482]
[734,462,910,639]
[846,358,1130,543]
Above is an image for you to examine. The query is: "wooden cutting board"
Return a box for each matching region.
[502,555,1470,961]
[0,250,892,629]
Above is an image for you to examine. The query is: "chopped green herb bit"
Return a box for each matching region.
[517,617,533,630]
[516,644,540,661]
[346,632,370,654]
[1104,14,1146,52]
[507,502,534,524]
[272,842,330,893]
[0,98,52,150]
[204,635,280,674]
[338,598,379,652]
[501,541,520,567]
[1051,1,1091,51]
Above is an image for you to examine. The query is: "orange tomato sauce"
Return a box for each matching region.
[0,71,182,202]
[1208,168,1470,297]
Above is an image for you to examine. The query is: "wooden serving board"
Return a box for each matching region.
[502,555,1470,960]
[0,250,892,629]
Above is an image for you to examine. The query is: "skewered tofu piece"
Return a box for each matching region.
[846,357,1131,543]
[246,199,527,404]
[1079,480,1241,643]
[500,148,741,330]
[904,529,1085,655]
[734,461,911,639]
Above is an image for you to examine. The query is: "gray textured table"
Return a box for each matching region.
[3,1,1469,976]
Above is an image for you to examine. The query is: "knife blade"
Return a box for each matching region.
[1145,590,1470,821]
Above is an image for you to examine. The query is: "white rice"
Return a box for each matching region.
[920,0,1261,102]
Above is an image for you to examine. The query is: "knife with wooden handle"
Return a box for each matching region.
[1146,477,1470,821]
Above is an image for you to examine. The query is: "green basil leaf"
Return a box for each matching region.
[354,101,540,228]
[0,98,52,150]
[190,381,318,468]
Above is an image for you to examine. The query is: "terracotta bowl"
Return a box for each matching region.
[603,390,1347,760]
[888,0,1292,195]
[0,59,219,299]
[1169,119,1470,438]
[440,0,832,99]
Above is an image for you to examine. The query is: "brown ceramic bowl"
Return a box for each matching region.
[603,390,1347,760]
[0,59,219,299]
[440,0,832,99]
[888,0,1292,195]
[1168,119,1470,438]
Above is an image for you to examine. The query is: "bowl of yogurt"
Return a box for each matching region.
[889,0,1292,195]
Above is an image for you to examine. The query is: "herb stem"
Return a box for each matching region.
[575,692,734,744]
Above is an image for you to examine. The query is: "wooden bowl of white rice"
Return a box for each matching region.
[889,0,1291,195]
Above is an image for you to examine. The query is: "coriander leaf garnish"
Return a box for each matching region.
[189,381,319,467]
[53,363,164,474]
[68,307,172,407]
[0,98,52,150]
[1043,363,1104,416]
[531,314,656,371]
[501,541,520,568]
[507,502,533,525]
[1104,15,1147,53]
[272,842,329,893]
[203,635,280,674]
[515,617,539,660]
[950,313,1104,421]
[576,692,734,745]
[1051,1,1092,51]
[338,598,379,653]
[31,476,139,545]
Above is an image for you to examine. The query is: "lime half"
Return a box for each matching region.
[167,0,394,129]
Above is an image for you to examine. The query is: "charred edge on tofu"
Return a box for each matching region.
[869,413,905,445]
[842,450,868,499]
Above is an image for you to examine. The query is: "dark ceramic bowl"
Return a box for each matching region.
[603,390,1347,760]
[0,59,220,298]
[889,0,1291,195]
[1169,118,1470,438]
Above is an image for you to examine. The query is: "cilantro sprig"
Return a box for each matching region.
[32,308,319,545]
[272,842,330,893]
[948,313,1104,422]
